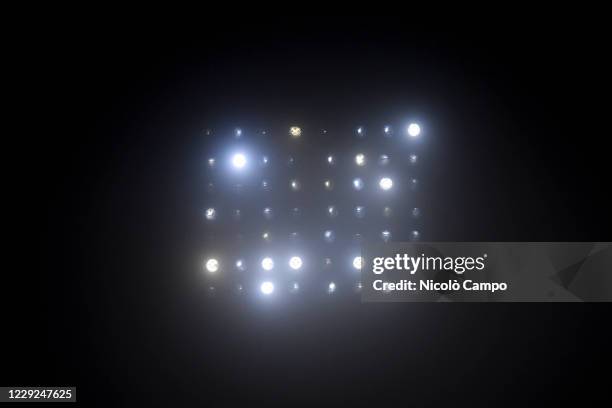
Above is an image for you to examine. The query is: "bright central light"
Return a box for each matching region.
[260,281,274,295]
[407,123,421,137]
[353,256,363,270]
[261,257,274,271]
[353,178,364,190]
[355,153,366,166]
[290,126,302,137]
[289,256,303,270]
[205,208,216,220]
[205,258,219,273]
[379,177,393,190]
[232,153,247,169]
[328,282,336,293]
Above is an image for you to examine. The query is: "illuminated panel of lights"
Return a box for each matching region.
[205,258,219,273]
[407,123,421,137]
[260,281,274,295]
[379,177,393,190]
[289,256,303,270]
[261,257,274,271]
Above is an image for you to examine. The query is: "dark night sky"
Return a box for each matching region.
[5,16,612,406]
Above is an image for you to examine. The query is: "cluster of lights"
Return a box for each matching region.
[205,205,420,224]
[205,254,365,274]
[203,122,423,298]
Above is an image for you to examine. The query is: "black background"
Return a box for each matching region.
[5,16,611,406]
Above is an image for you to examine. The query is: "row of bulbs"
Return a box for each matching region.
[207,281,356,296]
[221,123,422,139]
[205,176,418,194]
[205,206,421,221]
[205,255,364,273]
[208,152,418,169]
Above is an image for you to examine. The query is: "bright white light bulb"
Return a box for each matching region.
[355,153,366,166]
[289,256,303,270]
[205,258,219,273]
[205,208,216,220]
[328,282,336,293]
[327,155,335,165]
[261,257,274,271]
[290,179,300,191]
[353,256,363,270]
[235,259,246,271]
[407,123,421,137]
[379,177,393,190]
[232,153,247,169]
[353,178,364,190]
[260,281,274,295]
[290,126,301,137]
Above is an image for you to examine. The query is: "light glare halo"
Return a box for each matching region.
[328,282,336,293]
[290,126,302,137]
[205,258,219,273]
[232,153,247,169]
[353,256,363,270]
[355,153,366,166]
[205,208,216,220]
[289,256,303,270]
[261,257,274,271]
[260,281,274,295]
[407,123,421,137]
[379,177,393,190]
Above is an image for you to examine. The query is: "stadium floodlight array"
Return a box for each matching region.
[201,122,423,298]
